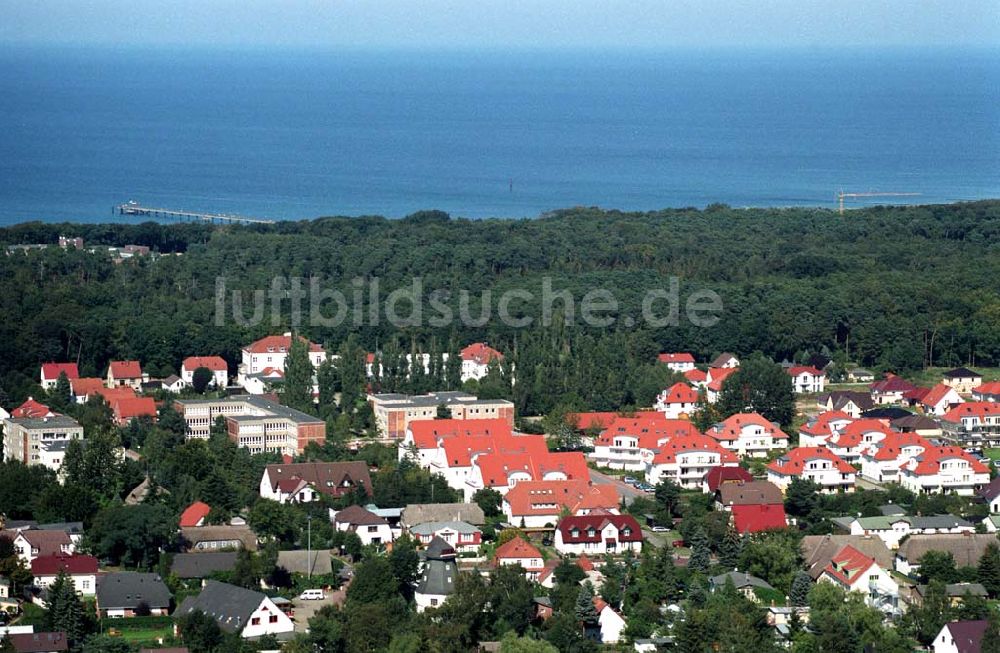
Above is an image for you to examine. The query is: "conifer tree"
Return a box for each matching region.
[978,542,1000,597]
[49,371,72,411]
[718,526,742,570]
[445,338,463,389]
[283,334,314,413]
[574,583,599,627]
[45,570,87,648]
[790,570,812,606]
[687,526,712,574]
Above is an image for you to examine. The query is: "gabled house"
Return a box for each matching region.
[111,397,158,426]
[787,366,826,394]
[107,361,146,390]
[239,332,325,378]
[10,398,54,419]
[709,571,775,602]
[654,382,700,418]
[704,366,739,403]
[898,446,990,496]
[798,410,855,447]
[815,391,873,418]
[978,477,1000,514]
[825,418,895,463]
[859,432,931,484]
[493,537,544,581]
[684,368,708,386]
[644,433,740,488]
[169,552,239,580]
[592,596,627,644]
[895,534,998,576]
[181,356,229,389]
[502,479,619,529]
[767,447,856,493]
[96,572,172,618]
[40,363,79,391]
[173,580,294,638]
[705,413,789,458]
[331,505,393,546]
[701,465,753,494]
[259,461,372,504]
[817,545,898,614]
[932,620,988,653]
[732,504,787,534]
[971,381,1000,402]
[920,384,963,416]
[801,534,893,581]
[401,503,486,529]
[69,378,105,404]
[657,352,695,372]
[941,368,983,395]
[31,554,99,596]
[870,374,917,405]
[460,342,504,382]
[554,514,643,555]
[710,353,740,369]
[409,521,482,553]
[715,480,783,511]
[180,526,258,553]
[7,529,74,564]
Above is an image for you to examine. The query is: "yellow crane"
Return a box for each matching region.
[837,190,921,215]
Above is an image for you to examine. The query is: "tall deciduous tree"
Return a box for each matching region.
[717,354,794,427]
[191,366,214,393]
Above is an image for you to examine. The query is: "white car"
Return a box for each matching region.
[298,589,325,600]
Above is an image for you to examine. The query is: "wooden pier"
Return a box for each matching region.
[115,201,275,225]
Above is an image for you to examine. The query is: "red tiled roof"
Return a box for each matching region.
[31,553,98,576]
[940,401,1000,422]
[408,418,513,450]
[903,387,930,402]
[70,377,105,398]
[182,356,228,372]
[244,334,324,354]
[476,451,589,488]
[41,363,79,381]
[109,360,142,379]
[922,383,958,408]
[800,411,854,436]
[179,501,212,528]
[822,545,878,586]
[768,447,855,475]
[658,352,695,364]
[493,537,542,565]
[787,366,824,377]
[503,480,619,517]
[870,374,916,394]
[973,382,1000,396]
[556,514,643,543]
[828,418,894,448]
[11,397,53,418]
[113,397,157,421]
[577,554,595,572]
[706,366,739,392]
[732,504,787,533]
[659,382,699,404]
[649,433,739,465]
[594,415,696,449]
[566,411,661,431]
[461,342,503,365]
[684,368,708,383]
[863,432,931,461]
[707,413,788,442]
[96,386,136,403]
[704,465,754,492]
[903,446,989,475]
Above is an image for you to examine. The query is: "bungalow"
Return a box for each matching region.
[895,534,997,576]
[180,526,258,553]
[553,514,643,556]
[870,374,917,405]
[787,366,826,394]
[409,521,482,553]
[833,514,974,549]
[705,413,789,458]
[710,353,740,369]
[592,596,627,645]
[767,447,856,494]
[657,352,695,373]
[331,505,394,546]
[932,620,988,653]
[920,384,963,416]
[971,381,1000,402]
[259,461,372,504]
[106,361,146,390]
[898,446,990,496]
[732,504,788,534]
[31,554,98,596]
[709,571,775,602]
[818,545,898,614]
[173,580,294,639]
[40,363,79,391]
[96,572,172,618]
[493,537,544,581]
[847,369,875,383]
[941,368,983,395]
[181,356,229,389]
[502,479,619,529]
[643,433,740,489]
[653,382,700,418]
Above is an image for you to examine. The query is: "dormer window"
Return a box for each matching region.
[587,528,596,537]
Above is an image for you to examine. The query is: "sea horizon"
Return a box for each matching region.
[2,44,998,224]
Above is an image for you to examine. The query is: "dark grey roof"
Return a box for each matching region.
[977,477,1000,502]
[401,503,486,527]
[276,550,332,576]
[415,554,457,597]
[97,572,172,610]
[173,580,266,633]
[917,582,988,599]
[861,407,912,420]
[891,414,940,431]
[878,504,907,516]
[709,571,774,591]
[943,368,980,379]
[6,415,81,430]
[37,522,84,535]
[424,536,457,560]
[169,552,238,578]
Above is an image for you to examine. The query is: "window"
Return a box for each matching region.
[367,526,378,533]
[251,617,261,625]
[269,615,278,623]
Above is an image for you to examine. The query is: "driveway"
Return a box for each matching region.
[589,469,650,506]
[290,585,345,633]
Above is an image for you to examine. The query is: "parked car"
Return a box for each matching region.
[623,476,638,485]
[651,525,670,533]
[299,589,325,600]
[636,483,655,492]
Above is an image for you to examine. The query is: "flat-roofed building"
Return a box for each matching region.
[174,396,324,456]
[368,391,514,440]
[2,414,83,472]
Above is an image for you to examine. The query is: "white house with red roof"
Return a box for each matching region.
[767,447,856,493]
[898,446,990,496]
[705,413,789,458]
[590,414,698,470]
[493,537,544,581]
[106,360,145,390]
[182,356,229,389]
[240,333,325,378]
[554,514,643,555]
[460,342,503,382]
[704,366,739,403]
[654,382,700,418]
[859,432,931,484]
[502,479,619,528]
[643,433,740,489]
[400,418,513,467]
[684,368,708,387]
[40,363,79,390]
[593,596,627,644]
[939,402,1000,446]
[465,450,589,500]
[69,377,105,404]
[31,554,99,596]
[798,411,855,448]
[787,366,826,394]
[111,396,158,426]
[657,352,695,373]
[825,418,894,463]
[870,374,917,405]
[817,544,898,613]
[971,382,1000,403]
[920,383,963,416]
[710,353,740,369]
[241,367,285,395]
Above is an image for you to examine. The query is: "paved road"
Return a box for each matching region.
[589,469,650,505]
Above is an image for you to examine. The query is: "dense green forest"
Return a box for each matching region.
[2,201,999,413]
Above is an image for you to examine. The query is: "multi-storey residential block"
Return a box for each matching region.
[369,390,514,440]
[767,447,856,493]
[3,414,83,472]
[897,446,990,496]
[174,396,325,456]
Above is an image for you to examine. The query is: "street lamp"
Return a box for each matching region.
[306,515,313,581]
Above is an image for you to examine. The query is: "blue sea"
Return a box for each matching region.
[0,46,998,224]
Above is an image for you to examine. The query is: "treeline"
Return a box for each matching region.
[2,201,999,411]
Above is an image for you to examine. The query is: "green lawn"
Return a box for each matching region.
[116,627,174,643]
[985,449,1000,462]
